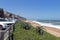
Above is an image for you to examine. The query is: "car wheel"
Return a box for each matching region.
[0,25,3,30]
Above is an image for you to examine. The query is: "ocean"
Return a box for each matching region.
[31,19,60,29]
[37,20,60,26]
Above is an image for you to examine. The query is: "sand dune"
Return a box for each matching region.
[25,20,60,37]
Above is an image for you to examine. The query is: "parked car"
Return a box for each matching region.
[0,18,17,30]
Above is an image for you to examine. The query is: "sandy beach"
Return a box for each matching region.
[25,20,60,37]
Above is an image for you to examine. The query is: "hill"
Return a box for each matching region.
[14,21,60,40]
[0,8,26,21]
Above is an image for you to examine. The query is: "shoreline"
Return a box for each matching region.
[32,21,60,29]
[25,20,60,37]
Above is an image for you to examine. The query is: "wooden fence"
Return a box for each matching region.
[0,25,15,40]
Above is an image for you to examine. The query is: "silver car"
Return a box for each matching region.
[0,18,17,30]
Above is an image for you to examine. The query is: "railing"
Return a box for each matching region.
[0,26,14,40]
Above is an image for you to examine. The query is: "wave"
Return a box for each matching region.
[32,21,60,29]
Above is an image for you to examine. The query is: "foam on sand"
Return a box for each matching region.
[32,21,60,29]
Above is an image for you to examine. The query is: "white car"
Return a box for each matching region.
[0,18,17,30]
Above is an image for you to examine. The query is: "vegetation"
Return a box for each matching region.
[14,21,60,40]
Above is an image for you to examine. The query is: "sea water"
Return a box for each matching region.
[34,20,60,29]
[37,20,60,25]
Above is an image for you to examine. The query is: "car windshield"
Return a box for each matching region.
[0,19,8,21]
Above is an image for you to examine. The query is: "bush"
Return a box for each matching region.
[14,21,60,40]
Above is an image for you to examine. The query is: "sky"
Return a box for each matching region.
[0,0,60,20]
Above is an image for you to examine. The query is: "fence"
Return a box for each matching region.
[0,25,15,40]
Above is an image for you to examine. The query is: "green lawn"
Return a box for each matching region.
[14,21,60,40]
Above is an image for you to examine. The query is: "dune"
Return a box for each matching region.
[25,20,60,37]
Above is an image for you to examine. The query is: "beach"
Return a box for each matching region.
[25,20,60,37]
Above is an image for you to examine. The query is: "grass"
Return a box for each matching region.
[14,21,60,40]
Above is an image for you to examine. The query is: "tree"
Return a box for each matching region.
[0,8,5,18]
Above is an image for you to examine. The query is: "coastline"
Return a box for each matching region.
[32,21,60,29]
[25,20,60,37]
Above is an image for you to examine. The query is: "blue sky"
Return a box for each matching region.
[0,0,60,20]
